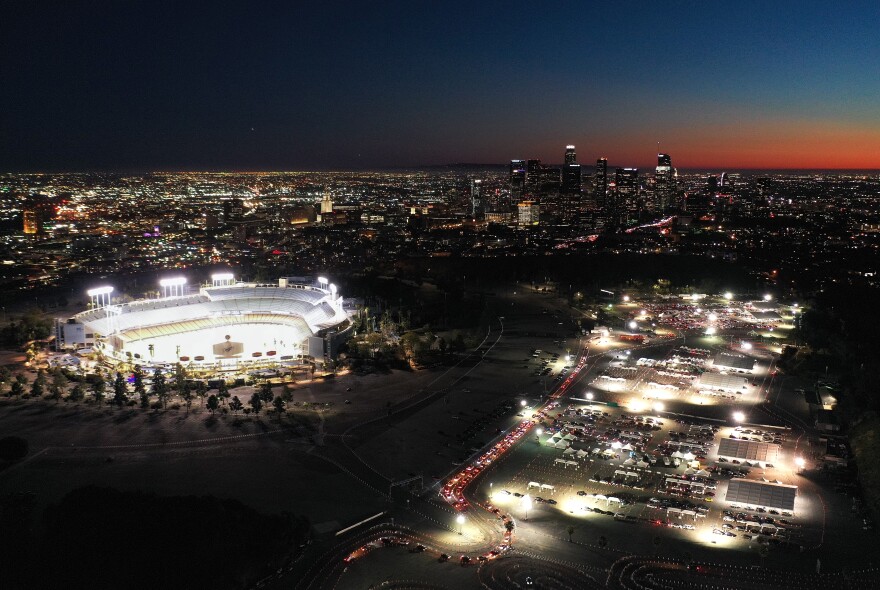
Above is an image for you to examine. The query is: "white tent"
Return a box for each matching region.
[563,447,576,455]
[576,449,589,459]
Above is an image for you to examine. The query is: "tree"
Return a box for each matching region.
[173,363,188,402]
[759,544,769,568]
[11,374,27,397]
[281,383,294,402]
[249,393,262,415]
[272,395,285,417]
[113,372,127,407]
[50,368,68,401]
[69,382,85,402]
[652,535,662,555]
[132,365,146,397]
[195,381,208,408]
[567,525,575,542]
[206,394,219,415]
[180,380,193,414]
[31,369,46,397]
[259,382,274,404]
[504,520,515,534]
[151,368,167,408]
[91,375,106,405]
[229,396,243,415]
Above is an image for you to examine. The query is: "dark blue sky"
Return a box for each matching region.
[2,1,879,171]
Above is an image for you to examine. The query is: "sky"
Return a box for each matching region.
[2,0,879,171]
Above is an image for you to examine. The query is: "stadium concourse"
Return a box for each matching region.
[56,276,351,371]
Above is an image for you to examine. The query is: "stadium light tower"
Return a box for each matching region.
[211,272,234,287]
[159,276,187,298]
[317,276,329,289]
[329,283,337,299]
[86,286,114,309]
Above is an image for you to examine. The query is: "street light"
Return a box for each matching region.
[456,514,465,534]
[653,401,664,413]
[724,292,733,301]
[521,400,528,408]
[628,321,638,330]
[795,457,805,472]
[741,341,753,350]
[763,294,773,302]
[733,411,746,423]
[623,295,630,302]
[522,495,532,521]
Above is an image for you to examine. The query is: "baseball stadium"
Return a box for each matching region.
[57,275,350,370]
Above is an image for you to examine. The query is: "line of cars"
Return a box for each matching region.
[442,419,536,511]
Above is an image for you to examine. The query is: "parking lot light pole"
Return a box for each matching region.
[457,514,465,535]
[523,495,531,521]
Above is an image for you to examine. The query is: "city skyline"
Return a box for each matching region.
[3,1,880,171]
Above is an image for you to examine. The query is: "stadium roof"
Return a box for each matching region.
[725,479,797,511]
[717,438,780,463]
[697,372,748,391]
[713,352,755,372]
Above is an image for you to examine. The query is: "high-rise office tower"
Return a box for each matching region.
[612,167,639,226]
[320,188,334,214]
[654,153,675,211]
[561,146,582,222]
[509,160,526,204]
[517,201,540,226]
[526,159,542,194]
[471,179,485,220]
[594,157,608,209]
[23,208,39,234]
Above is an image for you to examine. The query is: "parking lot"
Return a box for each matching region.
[483,397,825,555]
